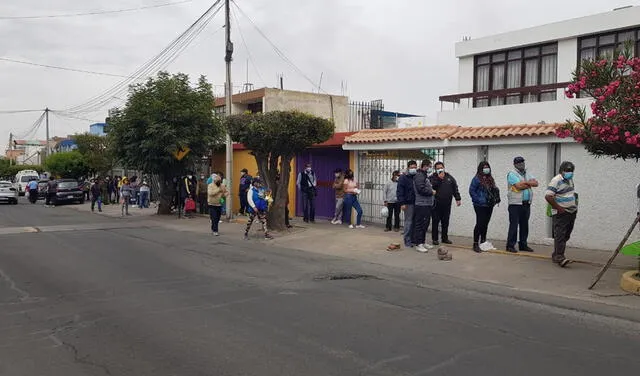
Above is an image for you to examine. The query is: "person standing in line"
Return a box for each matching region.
[469,161,500,253]
[139,180,150,209]
[238,168,252,216]
[207,174,229,236]
[331,168,345,225]
[342,169,365,229]
[244,177,273,240]
[545,161,577,268]
[106,177,115,204]
[413,159,435,253]
[383,170,401,232]
[297,163,317,223]
[45,176,57,207]
[397,160,418,248]
[430,161,461,245]
[506,156,539,253]
[91,178,103,213]
[120,177,133,216]
[196,174,209,215]
[181,172,197,218]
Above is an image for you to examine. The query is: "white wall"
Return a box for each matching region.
[441,146,482,238]
[458,56,474,93]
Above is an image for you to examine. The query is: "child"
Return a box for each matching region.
[244,177,273,240]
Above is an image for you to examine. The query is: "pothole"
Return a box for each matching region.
[314,273,382,281]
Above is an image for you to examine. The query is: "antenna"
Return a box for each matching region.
[242,58,253,92]
[318,72,323,93]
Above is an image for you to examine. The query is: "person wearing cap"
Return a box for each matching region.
[238,168,252,216]
[506,156,539,253]
[244,177,273,240]
[545,161,577,267]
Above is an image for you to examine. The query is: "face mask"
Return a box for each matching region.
[188,175,192,179]
[200,176,205,179]
[392,176,398,181]
[563,172,574,180]
[426,167,434,174]
[335,173,340,178]
[408,168,417,175]
[515,163,526,171]
[436,169,444,175]
[306,168,312,172]
[482,168,491,175]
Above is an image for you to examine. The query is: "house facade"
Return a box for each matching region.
[344,7,640,252]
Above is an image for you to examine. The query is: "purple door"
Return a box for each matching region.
[296,148,350,219]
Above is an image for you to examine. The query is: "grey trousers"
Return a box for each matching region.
[333,197,344,221]
[402,204,414,247]
[552,212,576,262]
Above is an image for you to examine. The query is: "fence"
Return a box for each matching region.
[356,149,445,225]
[348,100,384,131]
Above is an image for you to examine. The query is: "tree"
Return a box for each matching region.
[225,111,334,231]
[108,71,223,214]
[559,47,640,160]
[0,160,43,180]
[72,133,114,175]
[45,151,89,178]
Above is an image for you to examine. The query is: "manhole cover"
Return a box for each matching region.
[314,273,382,281]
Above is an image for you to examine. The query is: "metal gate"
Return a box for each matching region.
[357,149,444,225]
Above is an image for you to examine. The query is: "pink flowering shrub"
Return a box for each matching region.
[559,49,640,159]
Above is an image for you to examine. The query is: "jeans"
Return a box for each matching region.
[46,193,56,206]
[507,203,531,249]
[139,191,149,209]
[343,194,362,226]
[432,201,452,242]
[121,195,130,215]
[402,204,415,247]
[239,191,248,214]
[412,205,432,246]
[91,195,102,212]
[209,205,222,232]
[385,202,401,230]
[552,212,576,262]
[302,190,316,222]
[473,205,494,243]
[333,197,344,222]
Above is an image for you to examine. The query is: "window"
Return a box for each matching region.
[473,43,558,107]
[579,27,640,65]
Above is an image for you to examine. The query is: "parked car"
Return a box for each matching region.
[52,179,85,205]
[13,170,40,196]
[37,180,48,200]
[0,180,18,205]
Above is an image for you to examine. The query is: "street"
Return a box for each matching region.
[1,200,639,376]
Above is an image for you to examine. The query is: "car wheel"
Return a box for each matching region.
[11,199,18,205]
[79,199,85,205]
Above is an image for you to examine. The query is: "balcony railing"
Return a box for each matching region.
[439,82,570,110]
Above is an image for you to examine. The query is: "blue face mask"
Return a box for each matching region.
[482,168,491,175]
[408,168,417,175]
[563,172,574,180]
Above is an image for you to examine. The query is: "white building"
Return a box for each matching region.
[344,7,640,252]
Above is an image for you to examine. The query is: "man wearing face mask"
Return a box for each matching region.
[545,161,577,267]
[296,163,317,223]
[413,159,435,253]
[238,168,252,216]
[429,161,461,245]
[506,156,539,253]
[383,170,401,232]
[397,160,418,248]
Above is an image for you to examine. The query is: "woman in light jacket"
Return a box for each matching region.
[207,174,228,236]
[342,169,365,229]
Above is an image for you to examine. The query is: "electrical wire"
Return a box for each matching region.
[0,57,131,78]
[58,0,224,115]
[14,112,46,140]
[231,0,325,93]
[0,109,44,114]
[231,5,265,88]
[50,111,103,123]
[0,0,192,20]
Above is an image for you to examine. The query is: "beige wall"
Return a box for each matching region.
[263,88,348,132]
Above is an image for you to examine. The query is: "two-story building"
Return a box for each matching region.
[344,6,640,251]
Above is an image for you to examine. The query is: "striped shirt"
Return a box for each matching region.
[545,174,577,214]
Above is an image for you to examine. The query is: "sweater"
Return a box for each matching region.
[207,183,227,206]
[383,180,398,203]
[413,170,434,207]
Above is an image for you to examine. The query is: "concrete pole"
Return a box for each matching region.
[224,0,234,219]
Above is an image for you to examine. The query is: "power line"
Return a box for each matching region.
[0,109,44,114]
[0,0,192,20]
[0,57,130,78]
[231,0,325,93]
[15,112,46,140]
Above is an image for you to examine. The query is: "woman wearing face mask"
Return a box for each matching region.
[331,168,345,225]
[469,161,500,253]
[342,169,365,229]
[207,174,229,236]
[383,170,401,232]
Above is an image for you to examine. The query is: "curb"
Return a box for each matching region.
[620,271,640,295]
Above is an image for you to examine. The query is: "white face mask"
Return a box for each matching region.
[187,175,192,179]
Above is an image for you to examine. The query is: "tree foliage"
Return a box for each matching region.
[226,111,334,230]
[107,71,223,214]
[45,151,89,178]
[559,47,640,160]
[0,160,43,180]
[72,133,114,175]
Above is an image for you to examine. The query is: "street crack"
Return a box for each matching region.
[314,273,382,281]
[62,341,112,376]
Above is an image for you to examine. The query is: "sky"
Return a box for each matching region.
[0,0,636,150]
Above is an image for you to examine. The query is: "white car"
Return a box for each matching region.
[0,181,18,205]
[14,170,40,196]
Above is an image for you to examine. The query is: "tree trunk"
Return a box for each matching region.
[157,174,175,215]
[267,156,292,232]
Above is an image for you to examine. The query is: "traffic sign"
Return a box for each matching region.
[173,146,190,161]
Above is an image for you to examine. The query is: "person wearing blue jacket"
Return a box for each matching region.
[396,160,418,248]
[244,177,273,240]
[469,161,500,253]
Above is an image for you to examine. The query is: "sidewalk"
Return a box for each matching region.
[64,204,640,309]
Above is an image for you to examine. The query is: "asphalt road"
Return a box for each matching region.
[1,199,639,375]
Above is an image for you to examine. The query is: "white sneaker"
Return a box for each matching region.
[416,244,428,253]
[331,219,338,225]
[356,225,366,229]
[336,220,342,225]
[423,243,435,249]
[479,242,495,251]
[349,224,355,229]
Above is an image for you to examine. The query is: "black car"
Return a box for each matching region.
[52,179,85,205]
[37,180,48,200]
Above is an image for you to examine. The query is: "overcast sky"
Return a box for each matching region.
[0,0,635,149]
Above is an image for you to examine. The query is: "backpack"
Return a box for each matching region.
[485,185,501,207]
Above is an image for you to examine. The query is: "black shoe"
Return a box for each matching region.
[303,219,309,223]
[384,228,391,232]
[506,247,518,253]
[442,239,453,244]
[519,245,535,252]
[473,243,482,253]
[432,240,440,246]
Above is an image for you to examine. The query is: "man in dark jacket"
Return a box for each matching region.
[238,168,252,215]
[396,160,418,248]
[413,159,435,253]
[430,161,461,245]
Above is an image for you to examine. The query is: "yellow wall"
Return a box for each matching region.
[212,149,296,214]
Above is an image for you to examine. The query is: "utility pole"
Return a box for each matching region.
[8,132,13,166]
[44,107,50,165]
[224,0,234,220]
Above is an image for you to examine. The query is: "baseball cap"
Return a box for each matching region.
[513,156,525,164]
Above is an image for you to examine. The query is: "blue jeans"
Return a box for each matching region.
[139,191,149,208]
[343,194,362,226]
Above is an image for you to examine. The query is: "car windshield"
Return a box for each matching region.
[21,176,38,182]
[0,182,11,188]
[58,181,79,189]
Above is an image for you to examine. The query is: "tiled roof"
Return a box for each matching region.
[344,124,563,144]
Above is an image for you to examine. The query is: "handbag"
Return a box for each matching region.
[185,197,196,212]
